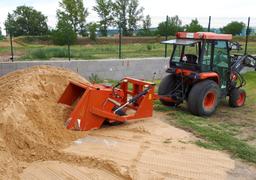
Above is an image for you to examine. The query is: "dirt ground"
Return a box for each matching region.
[0,66,255,180]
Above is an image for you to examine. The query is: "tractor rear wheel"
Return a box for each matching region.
[188,80,220,116]
[158,74,177,107]
[229,88,246,107]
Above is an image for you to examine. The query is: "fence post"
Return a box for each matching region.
[164,15,169,57]
[119,24,122,59]
[244,17,250,55]
[207,16,211,32]
[10,31,14,62]
[67,35,71,61]
[68,43,71,61]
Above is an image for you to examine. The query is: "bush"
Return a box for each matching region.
[88,23,97,41]
[146,44,152,51]
[31,49,48,59]
[52,20,77,45]
[24,47,70,60]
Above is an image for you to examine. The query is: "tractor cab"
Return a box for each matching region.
[162,32,232,90]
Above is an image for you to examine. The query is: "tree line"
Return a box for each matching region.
[3,0,248,45]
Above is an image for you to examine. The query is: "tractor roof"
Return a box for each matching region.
[161,39,200,46]
[176,32,232,41]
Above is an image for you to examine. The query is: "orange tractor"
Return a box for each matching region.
[59,32,256,131]
[159,32,256,116]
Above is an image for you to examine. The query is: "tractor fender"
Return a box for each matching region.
[199,72,220,84]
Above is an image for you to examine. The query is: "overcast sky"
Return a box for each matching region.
[0,0,255,33]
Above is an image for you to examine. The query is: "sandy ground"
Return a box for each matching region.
[20,114,256,180]
[0,66,255,180]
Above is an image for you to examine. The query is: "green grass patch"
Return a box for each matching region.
[172,111,256,163]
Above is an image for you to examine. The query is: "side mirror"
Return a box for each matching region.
[229,42,243,51]
[244,55,256,69]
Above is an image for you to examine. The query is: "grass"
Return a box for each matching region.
[173,111,256,163]
[154,72,256,164]
[18,43,166,60]
[2,38,255,61]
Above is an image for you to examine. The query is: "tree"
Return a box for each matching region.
[185,18,203,32]
[93,0,113,36]
[112,0,144,36]
[52,19,77,45]
[143,15,151,31]
[157,15,183,36]
[221,21,245,35]
[137,15,152,36]
[127,0,144,35]
[0,27,4,40]
[88,23,98,41]
[57,0,88,35]
[4,6,48,36]
[112,0,129,35]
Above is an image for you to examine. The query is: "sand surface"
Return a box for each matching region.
[0,66,251,179]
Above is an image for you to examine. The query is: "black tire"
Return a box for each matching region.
[188,80,220,116]
[229,88,246,107]
[158,74,177,107]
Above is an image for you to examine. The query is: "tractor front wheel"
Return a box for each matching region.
[229,88,246,107]
[158,74,177,107]
[188,80,220,116]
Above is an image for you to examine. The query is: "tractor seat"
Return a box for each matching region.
[185,54,198,64]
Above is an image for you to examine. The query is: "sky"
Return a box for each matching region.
[0,0,255,34]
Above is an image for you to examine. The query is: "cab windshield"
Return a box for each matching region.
[162,39,202,70]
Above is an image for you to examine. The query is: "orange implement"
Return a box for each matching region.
[58,77,155,131]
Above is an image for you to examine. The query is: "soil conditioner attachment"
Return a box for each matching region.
[58,77,156,131]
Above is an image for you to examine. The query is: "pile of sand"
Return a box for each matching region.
[0,66,89,179]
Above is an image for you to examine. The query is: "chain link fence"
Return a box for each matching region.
[1,16,255,62]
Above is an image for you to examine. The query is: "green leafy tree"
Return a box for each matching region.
[112,0,129,35]
[88,23,98,41]
[143,15,151,31]
[4,6,48,36]
[138,15,152,36]
[127,0,144,35]
[185,18,203,32]
[52,19,77,45]
[113,0,144,36]
[221,21,245,35]
[93,0,113,36]
[57,0,89,36]
[0,27,4,40]
[157,15,183,36]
